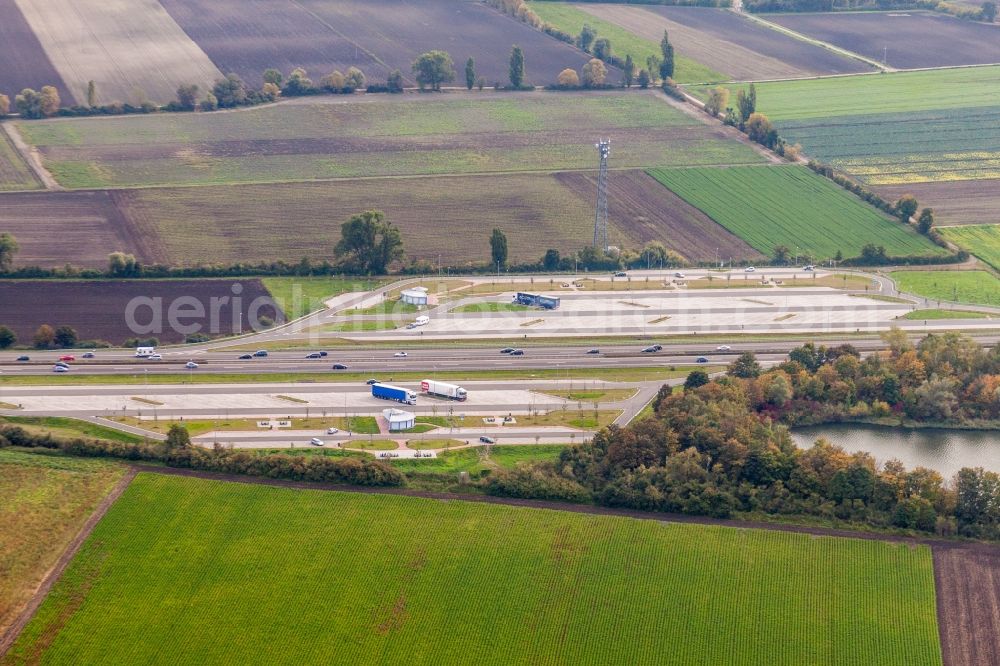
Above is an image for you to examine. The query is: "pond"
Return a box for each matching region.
[791,423,1000,478]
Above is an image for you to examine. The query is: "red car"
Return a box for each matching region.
[58,355,75,362]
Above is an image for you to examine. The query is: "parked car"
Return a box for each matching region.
[745,266,756,273]
[147,353,163,360]
[309,438,325,446]
[253,350,268,357]
[500,347,515,354]
[479,436,496,444]
[16,355,29,362]
[332,363,348,370]
[586,348,600,354]
[305,352,322,359]
[510,349,524,356]
[365,378,378,385]
[82,352,95,359]
[238,353,253,360]
[696,356,709,363]
[613,271,627,277]
[716,345,732,351]
[59,355,75,362]
[185,361,199,369]
[53,365,69,373]
[393,351,408,357]
[326,427,339,435]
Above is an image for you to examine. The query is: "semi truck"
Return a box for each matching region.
[421,379,467,401]
[371,383,417,405]
[513,292,560,310]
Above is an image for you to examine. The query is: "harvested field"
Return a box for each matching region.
[13,0,222,104]
[771,11,1000,70]
[939,224,1000,271]
[648,165,945,260]
[0,0,73,102]
[0,130,40,192]
[0,279,281,344]
[933,545,1000,666]
[876,181,1000,226]
[17,92,765,188]
[5,473,942,664]
[554,170,762,262]
[0,191,146,268]
[577,4,868,80]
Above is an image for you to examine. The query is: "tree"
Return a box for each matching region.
[387,70,404,93]
[896,194,919,222]
[165,423,191,450]
[108,252,138,276]
[684,370,709,391]
[646,55,661,83]
[284,68,314,94]
[54,325,78,348]
[199,92,218,111]
[729,351,762,378]
[175,84,199,111]
[704,86,729,117]
[659,31,674,79]
[261,82,281,101]
[334,210,404,275]
[212,73,248,107]
[40,86,60,116]
[917,207,934,234]
[412,51,455,91]
[490,228,508,268]
[15,88,46,119]
[0,326,15,349]
[465,57,476,90]
[745,112,777,148]
[592,38,612,62]
[345,67,366,90]
[33,324,55,349]
[983,1,997,21]
[557,68,580,87]
[509,45,525,88]
[0,232,18,271]
[637,69,650,89]
[0,94,9,117]
[620,54,635,88]
[860,243,888,264]
[772,245,791,265]
[578,24,596,52]
[737,87,756,124]
[262,68,283,86]
[542,249,561,271]
[320,70,345,91]
[86,80,97,107]
[582,59,607,87]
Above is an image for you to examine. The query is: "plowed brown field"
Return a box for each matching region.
[876,180,1000,226]
[0,0,73,102]
[933,544,1000,666]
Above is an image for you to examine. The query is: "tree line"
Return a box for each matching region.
[485,331,1000,539]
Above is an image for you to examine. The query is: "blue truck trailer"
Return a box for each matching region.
[371,383,417,405]
[513,292,560,309]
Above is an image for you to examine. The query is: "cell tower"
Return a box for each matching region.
[593,139,610,252]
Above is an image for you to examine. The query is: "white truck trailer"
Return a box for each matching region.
[420,379,467,401]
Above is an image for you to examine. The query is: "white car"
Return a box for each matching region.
[716,345,732,351]
[185,361,199,369]
[310,438,325,446]
[147,353,163,360]
[393,351,408,357]
[744,266,756,273]
[674,272,686,278]
[53,365,69,373]
[326,427,339,435]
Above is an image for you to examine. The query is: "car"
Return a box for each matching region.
[696,356,709,363]
[59,355,75,362]
[16,355,29,362]
[586,348,600,354]
[653,344,662,351]
[561,283,570,288]
[305,352,322,359]
[744,266,756,273]
[253,350,268,357]
[479,436,496,444]
[238,353,253,360]
[500,347,515,354]
[319,351,328,357]
[326,427,339,435]
[54,361,69,368]
[393,351,408,358]
[641,346,657,353]
[510,349,524,356]
[613,271,627,277]
[716,345,732,351]
[147,353,162,360]
[332,363,348,370]
[53,365,69,373]
[309,438,325,446]
[185,361,199,369]
[365,378,378,385]
[405,323,417,329]
[803,265,815,272]
[674,271,686,278]
[82,352,95,359]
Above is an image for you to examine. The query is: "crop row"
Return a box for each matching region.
[5,473,942,665]
[835,151,1000,186]
[939,224,1000,272]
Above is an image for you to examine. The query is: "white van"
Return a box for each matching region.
[134,346,156,357]
[415,315,430,326]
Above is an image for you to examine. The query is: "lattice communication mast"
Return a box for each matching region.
[593,139,610,252]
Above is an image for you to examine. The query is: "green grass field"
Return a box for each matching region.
[18,94,762,189]
[0,450,123,636]
[900,309,993,320]
[6,473,942,665]
[940,224,1000,271]
[0,416,144,443]
[893,270,1000,307]
[691,66,1000,122]
[648,166,944,259]
[261,277,390,320]
[528,2,725,84]
[393,445,566,471]
[0,130,40,191]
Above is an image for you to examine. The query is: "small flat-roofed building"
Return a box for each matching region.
[400,288,428,306]
[382,408,415,431]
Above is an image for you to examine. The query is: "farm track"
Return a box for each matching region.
[0,468,136,659]
[1,124,54,191]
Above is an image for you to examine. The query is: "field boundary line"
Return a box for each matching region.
[0,467,138,657]
[1,122,58,191]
